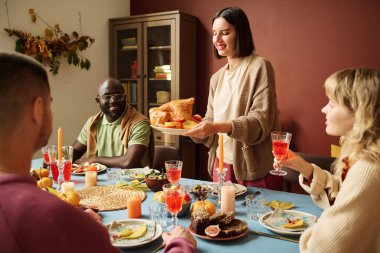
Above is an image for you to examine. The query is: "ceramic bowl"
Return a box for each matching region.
[145,176,169,192]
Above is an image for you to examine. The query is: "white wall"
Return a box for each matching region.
[0,0,130,158]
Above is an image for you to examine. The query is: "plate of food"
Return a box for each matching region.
[71,163,107,175]
[149,98,202,136]
[151,125,189,136]
[120,167,159,181]
[188,224,248,241]
[209,182,247,197]
[189,210,248,241]
[259,210,317,236]
[106,219,162,248]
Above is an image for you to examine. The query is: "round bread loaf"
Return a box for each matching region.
[219,219,248,237]
[191,208,210,235]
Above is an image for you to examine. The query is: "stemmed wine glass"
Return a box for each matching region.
[62,146,73,182]
[47,145,60,187]
[41,146,50,169]
[270,131,292,176]
[165,160,183,184]
[163,183,185,230]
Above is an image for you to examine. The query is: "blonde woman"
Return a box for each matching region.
[276,68,380,252]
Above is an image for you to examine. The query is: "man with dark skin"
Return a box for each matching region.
[72,78,151,169]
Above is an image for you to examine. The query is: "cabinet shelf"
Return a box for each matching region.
[119,78,138,82]
[109,10,197,178]
[149,46,170,50]
[120,46,138,51]
[120,78,138,82]
[149,78,171,81]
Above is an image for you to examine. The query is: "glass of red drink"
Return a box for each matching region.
[41,146,50,169]
[165,160,183,184]
[270,131,292,176]
[62,146,73,182]
[47,145,59,185]
[163,183,185,230]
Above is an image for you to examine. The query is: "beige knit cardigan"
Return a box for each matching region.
[195,54,280,180]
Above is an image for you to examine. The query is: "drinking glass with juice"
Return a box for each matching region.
[270,132,292,176]
[165,160,183,184]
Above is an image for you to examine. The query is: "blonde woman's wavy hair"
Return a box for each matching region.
[324,68,380,169]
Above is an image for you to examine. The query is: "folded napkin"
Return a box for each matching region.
[265,200,294,210]
[117,180,148,190]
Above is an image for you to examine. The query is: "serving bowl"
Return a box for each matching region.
[145,176,169,192]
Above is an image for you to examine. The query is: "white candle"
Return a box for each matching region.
[61,181,75,193]
[85,171,97,186]
[221,185,235,213]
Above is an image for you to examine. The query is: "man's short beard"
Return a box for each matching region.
[35,112,51,152]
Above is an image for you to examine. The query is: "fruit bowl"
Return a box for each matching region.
[145,175,169,192]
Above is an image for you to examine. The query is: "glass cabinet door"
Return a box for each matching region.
[113,23,143,112]
[144,20,175,115]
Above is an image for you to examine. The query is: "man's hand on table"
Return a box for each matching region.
[75,156,96,165]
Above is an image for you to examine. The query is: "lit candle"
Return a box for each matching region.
[61,181,75,193]
[85,171,97,187]
[221,185,235,213]
[58,127,62,162]
[127,196,142,218]
[219,134,224,173]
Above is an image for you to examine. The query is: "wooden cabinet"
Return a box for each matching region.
[109,11,197,178]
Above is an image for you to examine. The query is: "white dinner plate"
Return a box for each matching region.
[120,167,159,181]
[259,210,317,236]
[209,182,247,197]
[151,125,188,135]
[105,219,162,248]
[71,163,107,175]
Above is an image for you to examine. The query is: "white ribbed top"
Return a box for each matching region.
[299,160,380,252]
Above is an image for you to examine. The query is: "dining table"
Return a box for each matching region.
[31,159,323,253]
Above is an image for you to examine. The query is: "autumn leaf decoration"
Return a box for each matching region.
[4,9,95,75]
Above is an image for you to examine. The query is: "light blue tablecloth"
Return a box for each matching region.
[31,159,323,253]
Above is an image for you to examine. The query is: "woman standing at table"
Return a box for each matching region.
[185,7,282,190]
[276,68,380,252]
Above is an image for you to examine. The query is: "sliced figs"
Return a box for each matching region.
[205,224,221,237]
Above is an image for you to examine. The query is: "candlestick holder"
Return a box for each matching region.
[216,167,228,210]
[57,160,64,191]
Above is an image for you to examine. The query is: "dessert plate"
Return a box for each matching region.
[259,210,317,236]
[105,219,162,248]
[188,225,248,241]
[151,125,188,135]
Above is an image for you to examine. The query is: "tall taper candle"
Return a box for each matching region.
[219,134,223,173]
[58,127,62,161]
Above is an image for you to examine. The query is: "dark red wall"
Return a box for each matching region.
[131,0,380,180]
